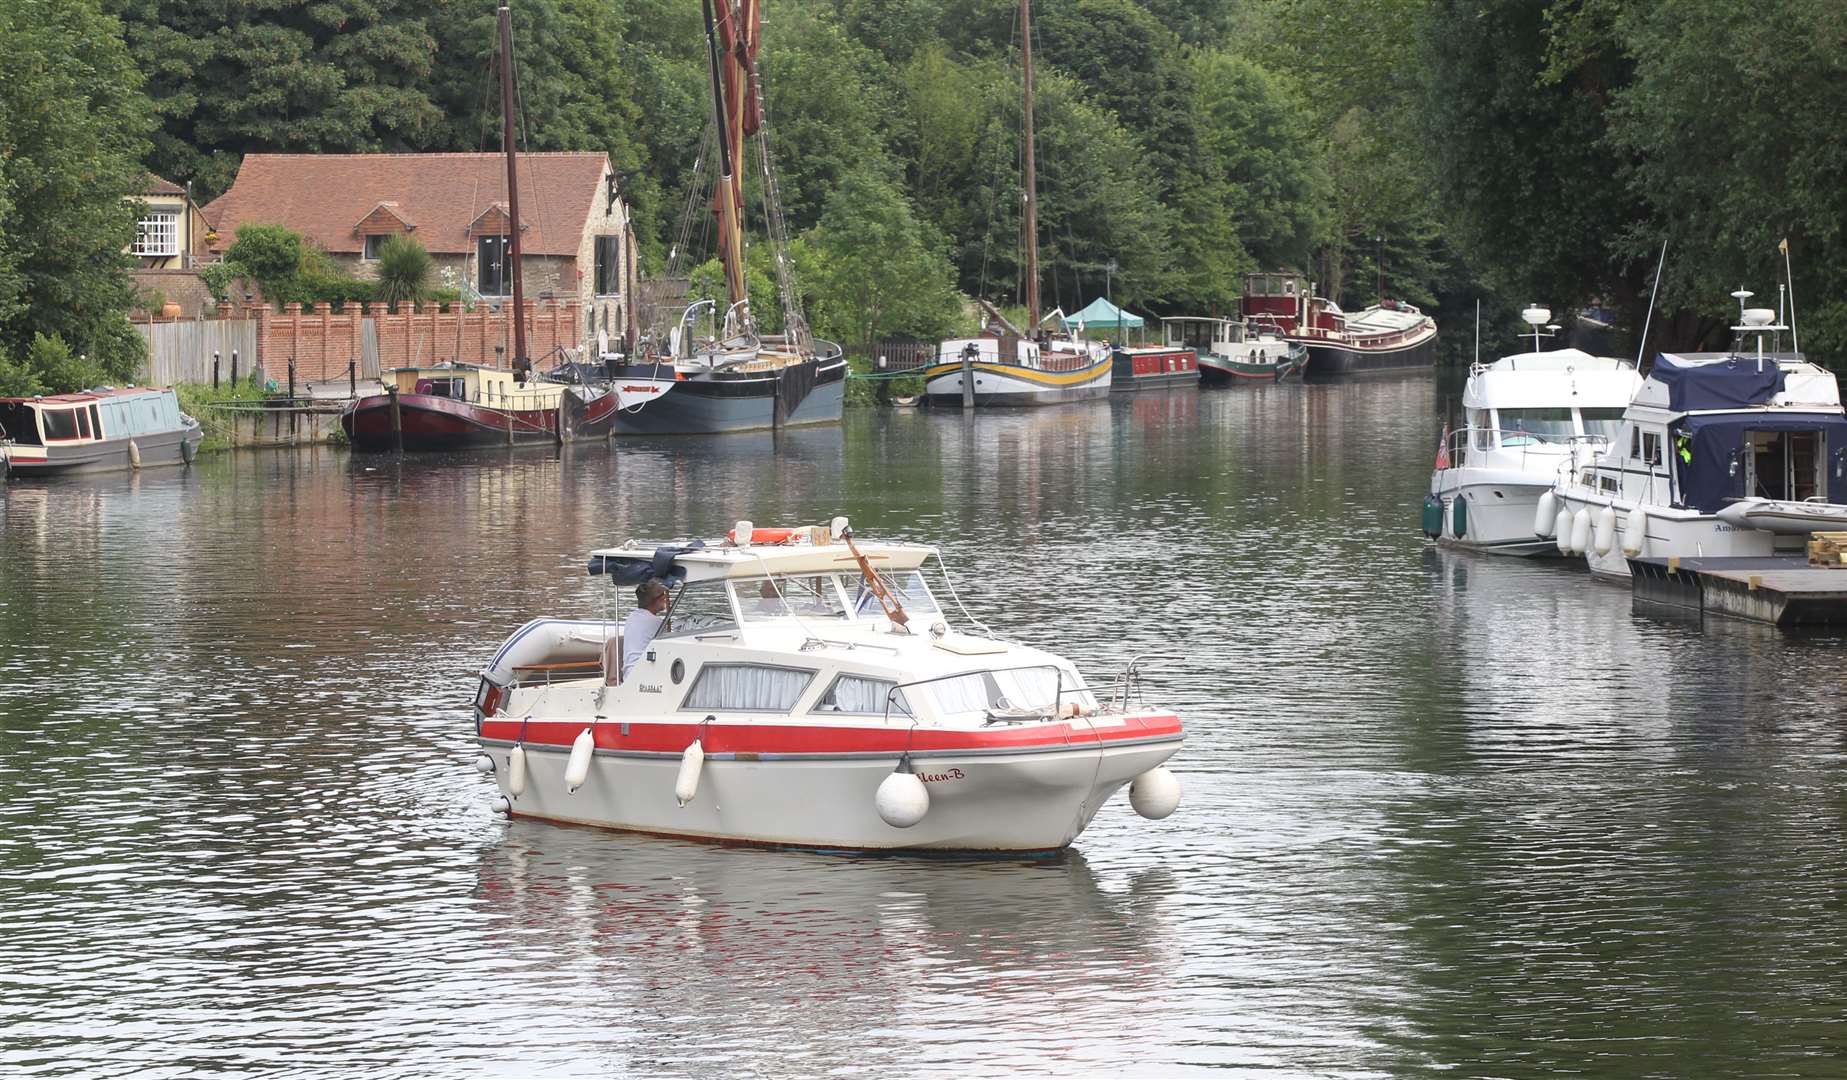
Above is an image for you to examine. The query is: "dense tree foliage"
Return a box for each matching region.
[0,0,149,392]
[7,0,1847,371]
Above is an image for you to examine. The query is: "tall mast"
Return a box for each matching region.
[498,5,528,373]
[1021,0,1040,330]
[703,0,759,313]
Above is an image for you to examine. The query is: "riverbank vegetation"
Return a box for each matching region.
[2,0,1842,395]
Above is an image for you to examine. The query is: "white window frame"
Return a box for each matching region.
[134,210,180,257]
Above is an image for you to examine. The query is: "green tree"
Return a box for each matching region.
[112,0,452,198]
[797,168,962,344]
[224,224,305,305]
[0,0,150,385]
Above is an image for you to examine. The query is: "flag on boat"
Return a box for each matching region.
[1435,422,1451,469]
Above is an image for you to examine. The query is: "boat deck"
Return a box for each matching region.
[1629,555,1847,626]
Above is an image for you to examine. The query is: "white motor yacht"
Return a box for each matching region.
[472,519,1184,854]
[1425,307,1642,555]
[1549,301,1847,579]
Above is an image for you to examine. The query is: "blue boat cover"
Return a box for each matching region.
[586,539,706,585]
[1675,412,1847,513]
[1653,353,1786,412]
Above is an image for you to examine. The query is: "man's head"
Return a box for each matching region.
[637,580,670,614]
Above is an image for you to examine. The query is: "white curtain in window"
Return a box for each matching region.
[925,674,993,719]
[992,667,1060,710]
[684,665,811,712]
[824,676,911,715]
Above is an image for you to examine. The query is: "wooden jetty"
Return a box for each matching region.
[1630,554,1847,627]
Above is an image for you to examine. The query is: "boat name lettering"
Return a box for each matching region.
[637,683,663,694]
[918,768,965,783]
[620,385,664,394]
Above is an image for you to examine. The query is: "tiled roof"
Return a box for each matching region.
[202,153,611,256]
[142,175,186,196]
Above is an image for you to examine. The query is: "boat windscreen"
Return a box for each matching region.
[1580,407,1625,442]
[734,576,849,622]
[0,403,42,445]
[659,580,737,637]
[848,570,941,618]
[1497,407,1573,442]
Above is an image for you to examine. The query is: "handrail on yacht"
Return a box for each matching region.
[882,664,1080,728]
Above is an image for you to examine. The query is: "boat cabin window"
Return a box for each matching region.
[1599,476,1619,494]
[848,570,942,618]
[1746,430,1824,502]
[0,403,44,445]
[41,408,80,441]
[681,663,814,713]
[815,675,913,716]
[1580,407,1625,443]
[415,377,465,400]
[1637,431,1663,467]
[1495,407,1573,444]
[733,575,849,622]
[658,581,738,637]
[1469,409,1491,451]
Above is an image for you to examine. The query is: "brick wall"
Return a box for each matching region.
[131,269,217,318]
[253,299,583,382]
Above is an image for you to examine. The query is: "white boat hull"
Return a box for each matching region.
[1431,476,1561,556]
[1555,490,1776,579]
[480,733,1179,853]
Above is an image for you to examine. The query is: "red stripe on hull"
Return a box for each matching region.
[479,713,1183,754]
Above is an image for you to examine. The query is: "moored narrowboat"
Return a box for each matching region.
[0,387,201,477]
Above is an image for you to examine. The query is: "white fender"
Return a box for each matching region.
[1129,766,1182,820]
[675,739,705,806]
[1569,507,1592,555]
[508,744,528,797]
[128,440,141,469]
[875,765,930,829]
[1554,508,1574,555]
[1593,505,1617,555]
[473,754,495,775]
[1534,491,1557,536]
[565,727,595,792]
[1622,506,1647,557]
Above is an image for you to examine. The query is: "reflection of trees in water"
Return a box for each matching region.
[472,825,1179,1073]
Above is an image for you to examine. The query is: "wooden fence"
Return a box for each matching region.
[846,340,939,372]
[136,319,262,386]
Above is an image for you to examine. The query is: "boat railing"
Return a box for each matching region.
[1439,428,1600,471]
[883,664,1079,728]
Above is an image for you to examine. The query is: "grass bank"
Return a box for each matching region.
[174,381,272,452]
[845,355,924,407]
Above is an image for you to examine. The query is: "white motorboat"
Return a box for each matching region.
[1163,316,1306,384]
[471,519,1184,854]
[1550,301,1847,579]
[1424,307,1642,555]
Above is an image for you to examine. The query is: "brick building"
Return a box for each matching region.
[203,153,634,341]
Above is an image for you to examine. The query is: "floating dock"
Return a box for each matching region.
[1629,555,1847,626]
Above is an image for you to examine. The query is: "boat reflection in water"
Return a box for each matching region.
[473,823,1179,1072]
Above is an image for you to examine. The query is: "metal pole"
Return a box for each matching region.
[498,5,529,377]
[230,349,238,387]
[213,351,220,389]
[348,359,356,398]
[1021,0,1040,332]
[387,383,403,452]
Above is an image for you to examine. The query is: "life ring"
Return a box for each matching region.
[726,526,800,545]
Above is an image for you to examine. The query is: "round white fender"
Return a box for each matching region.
[674,739,704,806]
[1593,505,1617,555]
[565,727,595,793]
[1554,508,1574,554]
[1129,766,1182,820]
[508,744,528,797]
[473,754,495,775]
[128,440,141,469]
[1569,507,1592,556]
[1622,506,1647,557]
[490,795,512,816]
[1534,491,1557,537]
[875,762,929,829]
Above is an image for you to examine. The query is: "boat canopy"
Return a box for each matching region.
[588,540,938,584]
[1652,353,1785,412]
[1063,297,1143,332]
[1675,411,1847,513]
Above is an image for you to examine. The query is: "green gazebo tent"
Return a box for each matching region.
[1061,296,1144,335]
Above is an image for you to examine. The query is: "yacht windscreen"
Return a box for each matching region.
[1497,408,1574,441]
[1580,407,1625,442]
[735,575,849,622]
[659,581,737,636]
[850,570,942,618]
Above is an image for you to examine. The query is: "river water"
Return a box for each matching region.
[2,378,1844,1078]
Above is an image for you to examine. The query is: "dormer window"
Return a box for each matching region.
[363,235,387,261]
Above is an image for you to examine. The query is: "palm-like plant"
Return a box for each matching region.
[375,235,434,310]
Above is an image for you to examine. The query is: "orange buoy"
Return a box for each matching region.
[726,526,800,546]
